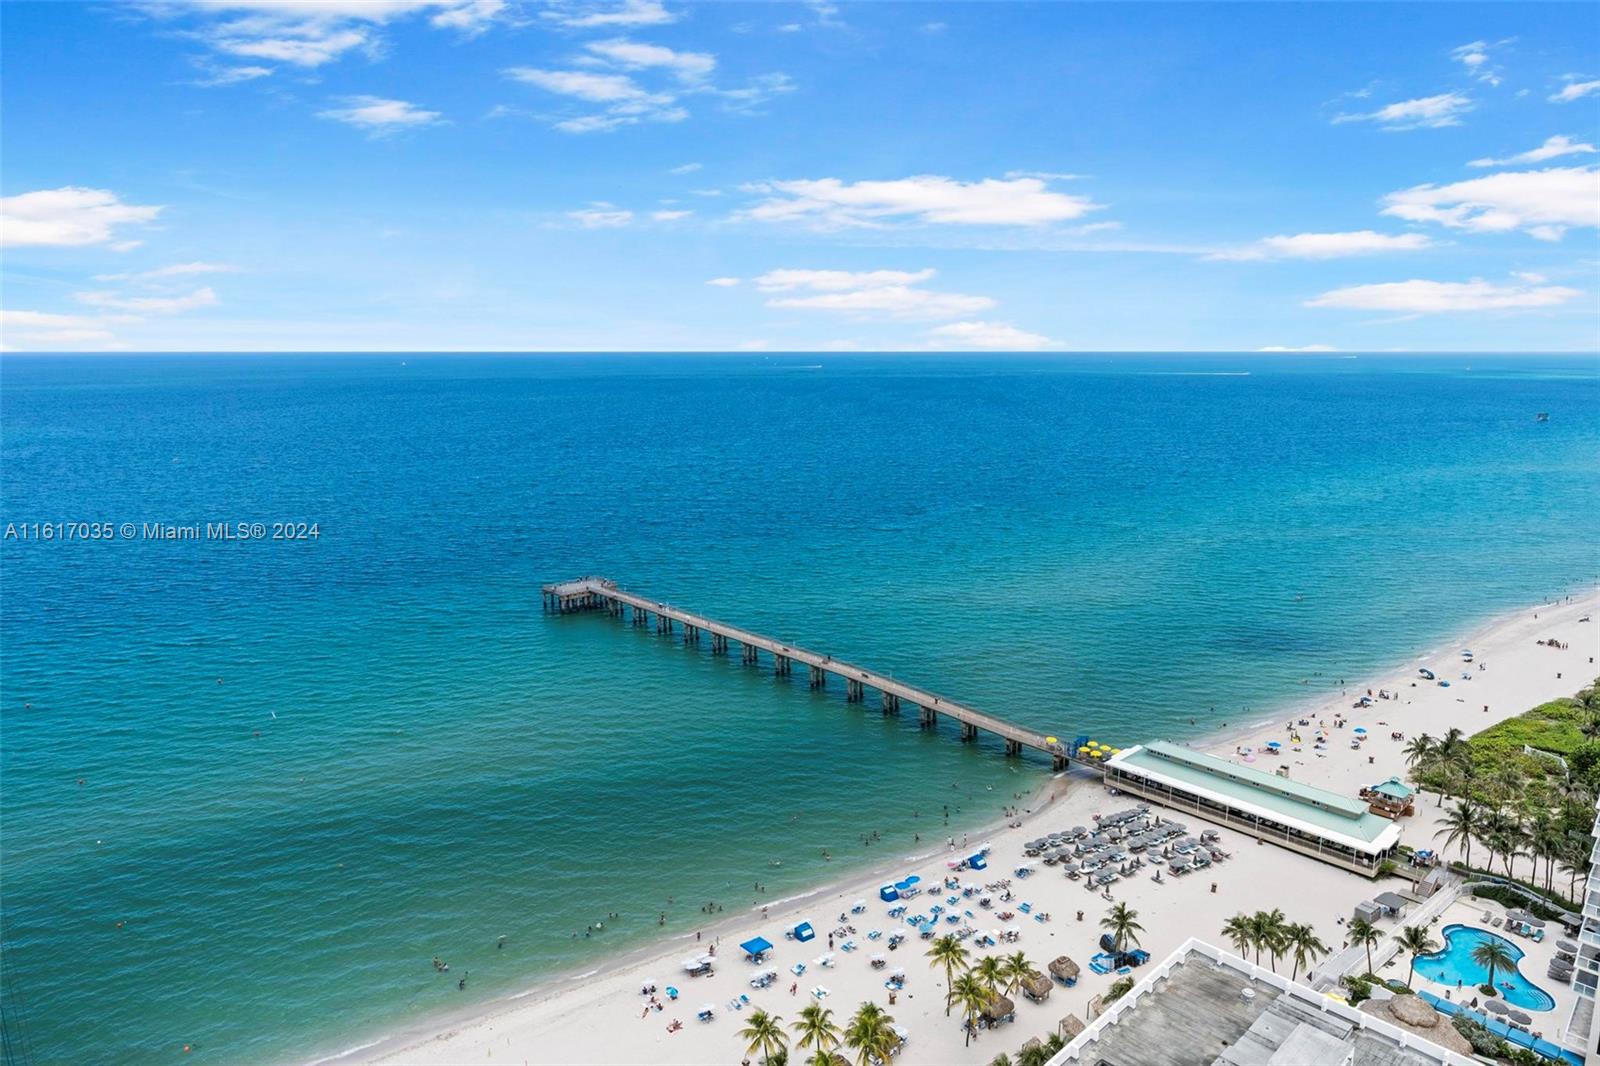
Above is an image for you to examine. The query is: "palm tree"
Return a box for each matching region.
[1283,923,1329,983]
[1394,925,1438,989]
[973,955,1006,996]
[926,934,969,1015]
[791,1003,841,1058]
[1434,798,1481,868]
[1257,909,1287,972]
[1435,727,1467,763]
[1471,939,1516,993]
[999,950,1037,997]
[1347,917,1382,976]
[1100,902,1144,953]
[1403,734,1434,767]
[842,1002,895,1066]
[988,1056,1013,1066]
[949,971,991,1047]
[1221,914,1254,959]
[740,1009,789,1065]
[1017,1042,1053,1066]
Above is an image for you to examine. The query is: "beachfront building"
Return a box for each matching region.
[1101,741,1402,876]
[1044,938,1473,1066]
[1561,794,1600,1060]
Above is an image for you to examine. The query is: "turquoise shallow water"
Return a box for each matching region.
[1414,924,1554,1011]
[2,353,1597,1064]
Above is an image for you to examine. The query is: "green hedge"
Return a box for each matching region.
[1465,878,1576,918]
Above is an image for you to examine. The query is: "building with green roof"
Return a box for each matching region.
[1102,741,1403,876]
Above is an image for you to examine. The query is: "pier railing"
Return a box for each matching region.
[542,577,1071,768]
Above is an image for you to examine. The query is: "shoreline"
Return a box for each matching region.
[317,771,1074,1066]
[339,585,1600,1066]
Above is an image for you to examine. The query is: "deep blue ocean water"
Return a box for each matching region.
[2,353,1597,1065]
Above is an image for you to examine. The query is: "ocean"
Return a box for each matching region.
[2,353,1596,1064]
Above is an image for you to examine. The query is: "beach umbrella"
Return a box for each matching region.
[1508,1009,1532,1025]
[1483,1000,1508,1015]
[1046,736,1058,745]
[1353,727,1367,735]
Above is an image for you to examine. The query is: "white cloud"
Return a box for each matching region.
[92,261,239,283]
[740,175,1101,228]
[1333,92,1474,130]
[651,209,692,221]
[317,95,442,133]
[670,162,703,175]
[1380,166,1600,241]
[1306,278,1580,313]
[754,268,938,291]
[925,321,1055,350]
[770,287,994,319]
[0,310,121,347]
[1257,344,1337,352]
[1209,231,1434,261]
[1550,78,1600,103]
[541,0,678,28]
[1451,39,1510,86]
[585,38,714,82]
[157,1,504,70]
[713,72,796,113]
[505,66,684,132]
[75,286,220,314]
[1469,135,1596,168]
[754,269,991,319]
[193,64,273,86]
[1,187,162,248]
[567,204,633,227]
[705,277,741,286]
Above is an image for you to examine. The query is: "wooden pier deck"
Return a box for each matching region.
[543,577,1071,768]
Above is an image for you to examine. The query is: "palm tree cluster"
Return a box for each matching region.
[1219,910,1330,981]
[1410,702,1599,905]
[740,998,902,1066]
[925,933,1041,1047]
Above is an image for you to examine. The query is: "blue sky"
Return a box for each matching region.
[2,0,1597,352]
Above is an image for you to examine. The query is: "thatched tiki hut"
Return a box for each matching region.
[1048,955,1080,987]
[1022,973,1053,1002]
[982,994,1016,1026]
[1059,1013,1086,1039]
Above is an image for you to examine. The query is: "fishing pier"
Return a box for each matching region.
[543,577,1072,770]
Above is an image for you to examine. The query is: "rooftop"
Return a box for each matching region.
[1047,939,1473,1066]
[1107,741,1402,850]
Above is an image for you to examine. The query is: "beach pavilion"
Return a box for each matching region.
[1100,741,1402,876]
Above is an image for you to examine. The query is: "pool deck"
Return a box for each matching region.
[1378,899,1578,1046]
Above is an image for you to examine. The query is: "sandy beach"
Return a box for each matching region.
[356,590,1600,1066]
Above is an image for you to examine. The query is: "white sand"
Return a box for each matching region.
[356,592,1600,1066]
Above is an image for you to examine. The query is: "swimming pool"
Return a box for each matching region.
[1412,924,1555,1011]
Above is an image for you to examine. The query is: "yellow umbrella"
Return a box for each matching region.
[1077,746,1091,754]
[1046,736,1058,745]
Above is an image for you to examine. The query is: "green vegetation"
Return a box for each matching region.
[740,1009,789,1065]
[1393,925,1439,990]
[986,1032,1067,1066]
[927,932,1040,1047]
[1468,883,1569,920]
[1408,678,1599,901]
[1220,910,1329,979]
[1341,974,1373,1005]
[1104,976,1135,1003]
